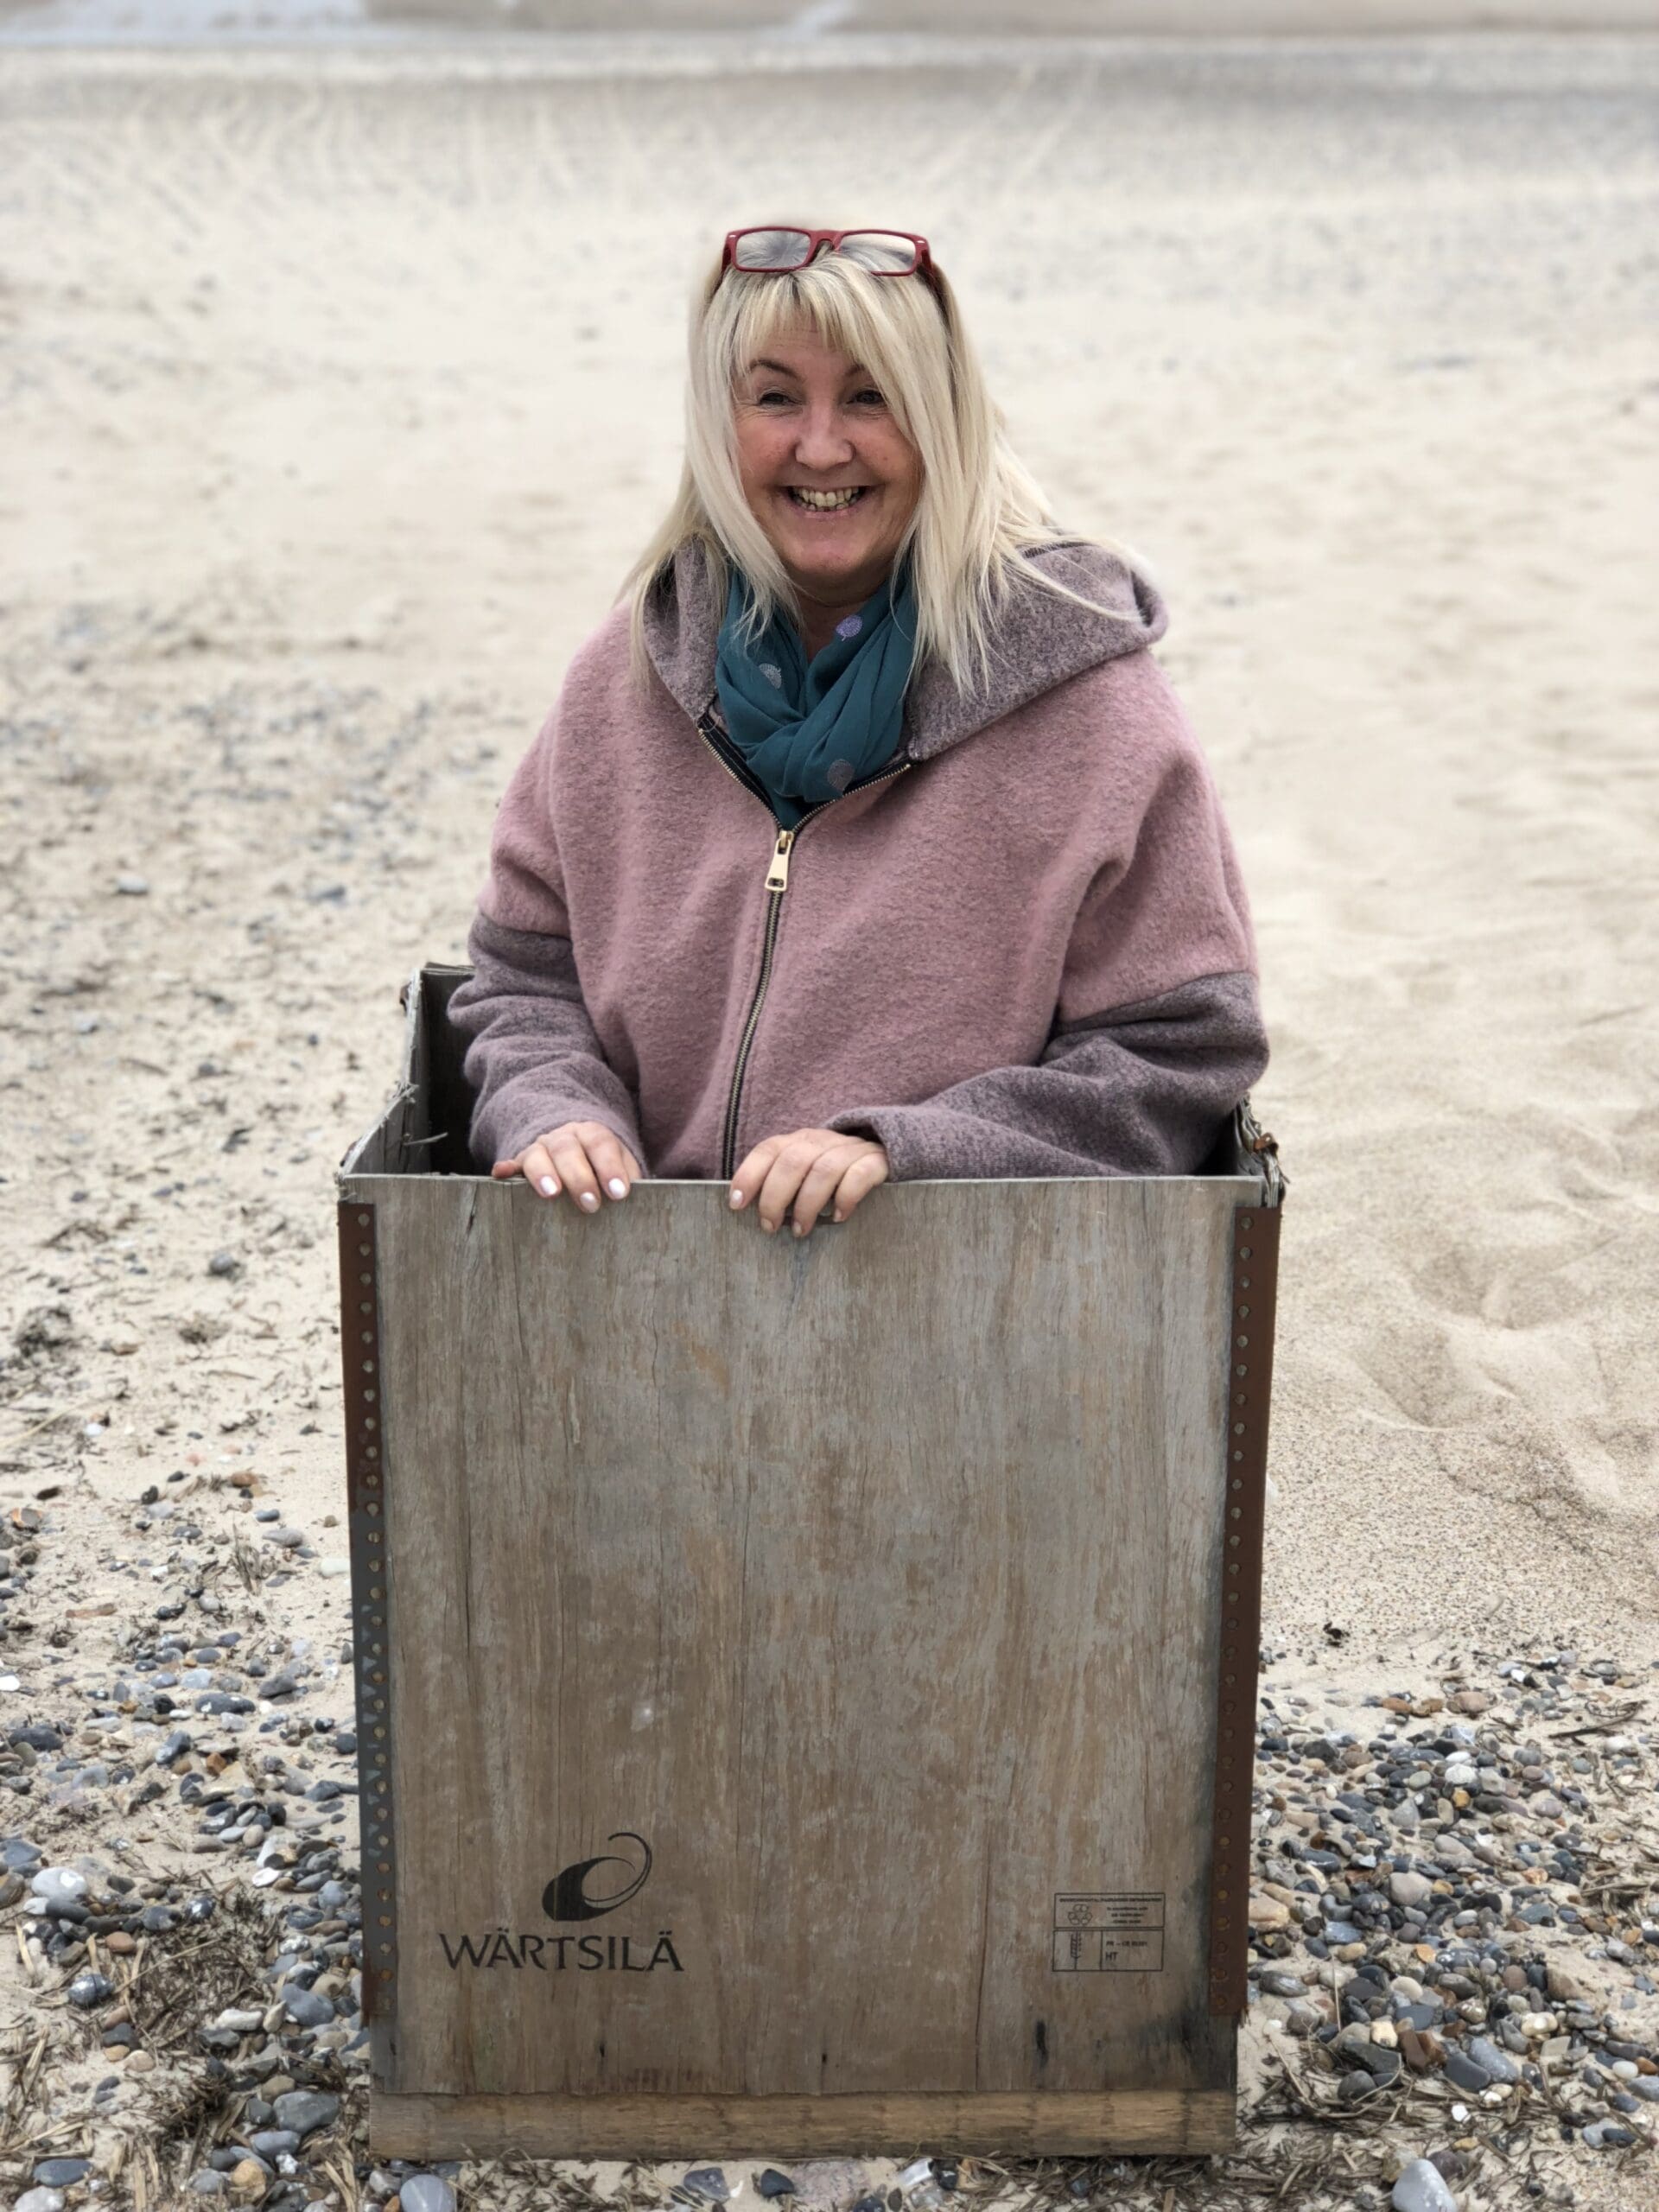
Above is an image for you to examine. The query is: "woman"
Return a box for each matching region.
[446,224,1268,1237]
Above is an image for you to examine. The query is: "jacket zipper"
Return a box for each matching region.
[691,706,912,1179]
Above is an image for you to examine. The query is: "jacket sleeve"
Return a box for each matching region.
[823,698,1268,1180]
[444,709,646,1173]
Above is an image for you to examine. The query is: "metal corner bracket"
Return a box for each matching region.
[337,1199,398,2036]
[1205,1197,1282,2014]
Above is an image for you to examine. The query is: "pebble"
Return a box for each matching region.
[1465,2034,1522,2084]
[31,2161,90,2188]
[30,1866,88,1908]
[1443,2048,1491,2093]
[271,2088,340,2137]
[756,2173,798,2200]
[248,2130,301,2158]
[1582,2119,1637,2148]
[1392,2161,1459,2212]
[680,2170,731,2202]
[399,2178,458,2212]
[16,2192,67,2212]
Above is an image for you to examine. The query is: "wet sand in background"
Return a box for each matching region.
[3,0,1657,42]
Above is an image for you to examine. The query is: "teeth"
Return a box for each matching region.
[789,486,865,511]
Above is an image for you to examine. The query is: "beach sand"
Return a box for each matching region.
[3,28,1654,1659]
[3,1,1658,39]
[0,23,1656,2198]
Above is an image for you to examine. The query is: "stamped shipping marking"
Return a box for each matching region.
[1051,1891,1166,1974]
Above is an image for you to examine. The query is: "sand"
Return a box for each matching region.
[0,19,1656,2201]
[4,2,1659,41]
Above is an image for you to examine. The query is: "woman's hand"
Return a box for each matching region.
[492,1121,643,1212]
[728,1128,889,1237]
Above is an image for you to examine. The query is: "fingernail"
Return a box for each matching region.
[831,1208,843,1223]
[579,1191,599,1211]
[538,1176,557,1197]
[728,1187,744,1207]
[607,1177,627,1198]
[792,1221,805,1237]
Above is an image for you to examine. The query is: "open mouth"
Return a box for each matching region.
[783,486,872,513]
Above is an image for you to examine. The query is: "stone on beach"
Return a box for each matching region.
[1392,2160,1459,2212]
[399,2177,458,2212]
[271,2088,340,2137]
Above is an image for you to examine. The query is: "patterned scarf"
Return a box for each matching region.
[713,556,919,829]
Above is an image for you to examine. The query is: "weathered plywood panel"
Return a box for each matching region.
[341,1170,1250,2107]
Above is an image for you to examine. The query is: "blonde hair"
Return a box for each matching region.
[620,228,1144,696]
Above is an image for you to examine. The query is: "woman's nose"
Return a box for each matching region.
[792,407,855,470]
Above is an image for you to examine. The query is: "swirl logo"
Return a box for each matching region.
[542,1832,653,1923]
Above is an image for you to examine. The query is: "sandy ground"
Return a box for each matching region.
[3,26,1656,1653]
[5,3,1659,45]
[0,23,1656,2204]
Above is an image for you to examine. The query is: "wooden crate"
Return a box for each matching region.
[337,963,1284,2162]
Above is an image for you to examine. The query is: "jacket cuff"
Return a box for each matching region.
[822,1108,938,1183]
[470,1073,645,1174]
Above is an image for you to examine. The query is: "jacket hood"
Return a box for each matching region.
[639,536,1168,762]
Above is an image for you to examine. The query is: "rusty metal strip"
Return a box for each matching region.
[338,1199,397,2032]
[1206,1193,1282,2015]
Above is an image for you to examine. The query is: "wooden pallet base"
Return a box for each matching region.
[370,2088,1237,2160]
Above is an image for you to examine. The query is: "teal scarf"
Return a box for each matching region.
[714,556,919,829]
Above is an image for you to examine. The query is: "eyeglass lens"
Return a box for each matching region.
[731,229,919,274]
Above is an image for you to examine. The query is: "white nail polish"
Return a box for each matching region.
[580,1191,599,1211]
[538,1176,557,1196]
[607,1177,627,1198]
[728,1188,743,1207]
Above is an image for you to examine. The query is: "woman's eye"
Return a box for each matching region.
[755,390,792,406]
[853,389,885,406]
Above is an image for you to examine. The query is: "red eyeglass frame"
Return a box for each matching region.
[720,226,938,293]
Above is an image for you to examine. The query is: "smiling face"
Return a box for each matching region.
[733,322,923,626]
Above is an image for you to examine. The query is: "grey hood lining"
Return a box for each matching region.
[639,535,1170,766]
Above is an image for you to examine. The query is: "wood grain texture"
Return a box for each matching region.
[335,1167,1255,2111]
[372,2087,1236,2159]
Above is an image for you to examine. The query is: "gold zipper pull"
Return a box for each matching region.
[764,829,794,893]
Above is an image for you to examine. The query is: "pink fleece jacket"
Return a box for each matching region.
[446,537,1268,1183]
